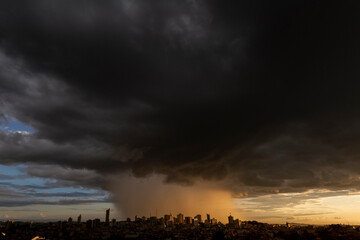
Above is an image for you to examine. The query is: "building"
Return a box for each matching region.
[111,219,116,226]
[206,214,210,223]
[93,219,101,228]
[106,209,110,224]
[164,214,174,225]
[234,219,240,228]
[77,215,82,225]
[228,215,234,224]
[177,213,184,224]
[148,216,157,226]
[194,214,202,223]
[86,220,93,229]
[185,217,192,225]
[68,217,73,224]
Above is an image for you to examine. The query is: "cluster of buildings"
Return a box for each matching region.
[0,209,240,239]
[2,210,360,239]
[133,212,220,227]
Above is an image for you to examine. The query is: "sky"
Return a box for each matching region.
[1,0,360,224]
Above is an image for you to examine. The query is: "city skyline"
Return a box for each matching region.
[3,208,242,226]
[1,0,360,226]
[7,209,357,239]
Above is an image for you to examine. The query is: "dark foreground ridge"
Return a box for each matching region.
[1,210,360,240]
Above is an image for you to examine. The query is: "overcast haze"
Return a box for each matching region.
[1,0,360,223]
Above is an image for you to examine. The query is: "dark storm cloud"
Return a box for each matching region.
[1,0,360,197]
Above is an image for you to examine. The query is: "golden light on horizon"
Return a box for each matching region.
[109,173,237,222]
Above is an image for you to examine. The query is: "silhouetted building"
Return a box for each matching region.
[177,213,184,224]
[228,215,234,224]
[86,219,93,229]
[106,209,110,224]
[150,216,157,226]
[77,215,81,225]
[195,214,202,223]
[234,219,240,228]
[68,217,73,224]
[164,214,174,225]
[206,214,210,223]
[93,218,101,228]
[111,218,116,226]
[185,217,192,224]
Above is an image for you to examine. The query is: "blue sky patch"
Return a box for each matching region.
[0,118,34,133]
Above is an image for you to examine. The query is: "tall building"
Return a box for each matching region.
[194,214,202,223]
[164,214,174,226]
[77,215,82,225]
[177,213,184,224]
[68,217,73,224]
[166,214,174,221]
[106,209,110,224]
[185,217,192,225]
[234,219,241,228]
[228,215,234,224]
[206,214,210,223]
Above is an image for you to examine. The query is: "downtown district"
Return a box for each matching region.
[1,209,360,239]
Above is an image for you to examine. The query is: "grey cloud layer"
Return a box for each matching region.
[0,178,109,207]
[1,0,360,198]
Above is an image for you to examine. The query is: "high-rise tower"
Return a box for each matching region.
[177,213,184,224]
[77,215,82,225]
[228,214,234,224]
[106,209,110,224]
